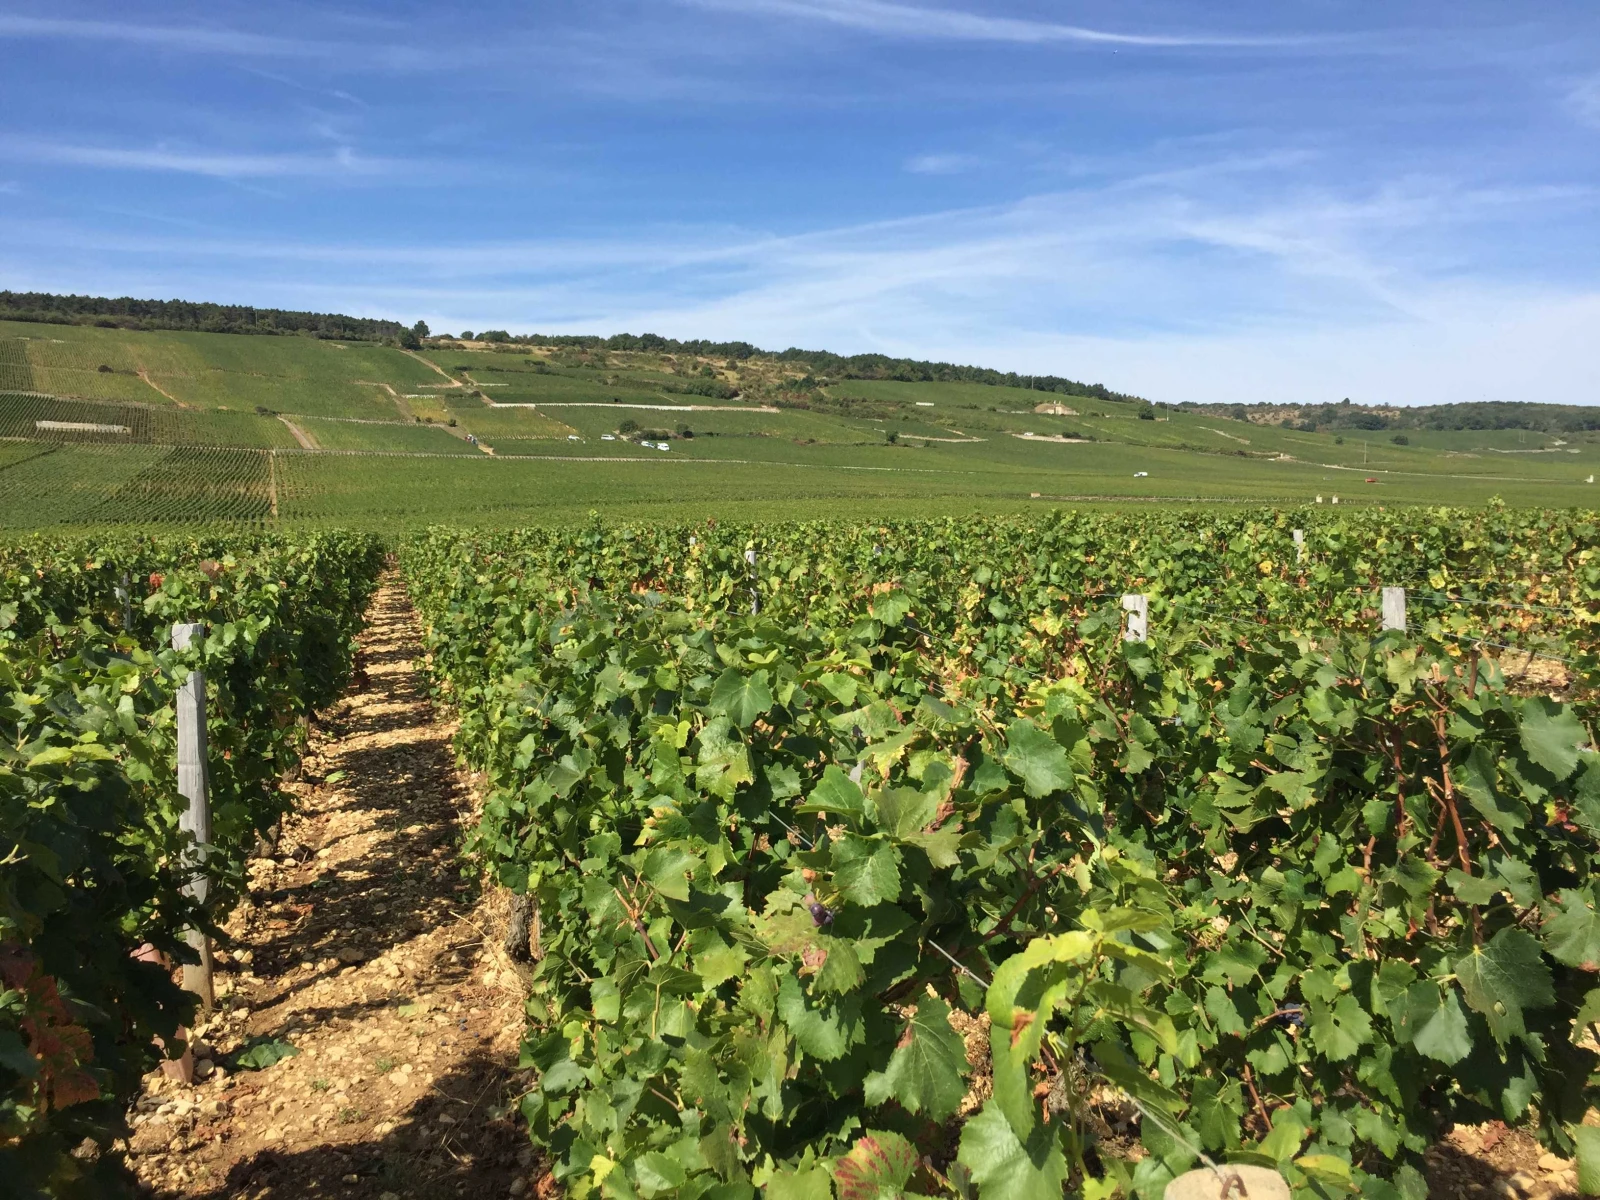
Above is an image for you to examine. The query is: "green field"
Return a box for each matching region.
[0,320,1595,527]
[291,415,484,455]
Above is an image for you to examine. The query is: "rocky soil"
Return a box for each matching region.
[125,578,544,1200]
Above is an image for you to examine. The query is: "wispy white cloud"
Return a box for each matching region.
[5,141,1596,406]
[682,0,1326,49]
[0,13,434,68]
[0,14,330,57]
[0,137,406,180]
[905,152,980,175]
[239,66,369,108]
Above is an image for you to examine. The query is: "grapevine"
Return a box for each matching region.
[402,507,1599,1199]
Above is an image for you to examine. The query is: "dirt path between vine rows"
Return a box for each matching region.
[125,577,543,1200]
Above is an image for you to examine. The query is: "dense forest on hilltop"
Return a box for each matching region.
[0,290,408,341]
[1180,397,1600,434]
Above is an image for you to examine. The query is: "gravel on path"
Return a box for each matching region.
[126,576,545,1200]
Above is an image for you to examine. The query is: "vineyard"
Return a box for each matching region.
[0,529,385,1195]
[0,394,298,449]
[402,507,1600,1200]
[4,506,1599,1199]
[0,446,277,529]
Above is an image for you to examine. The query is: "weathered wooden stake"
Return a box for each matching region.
[1292,529,1305,562]
[745,548,759,615]
[1381,586,1407,632]
[116,570,133,630]
[172,622,214,1011]
[1122,593,1148,642]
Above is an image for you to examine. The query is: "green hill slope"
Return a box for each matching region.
[0,310,1595,527]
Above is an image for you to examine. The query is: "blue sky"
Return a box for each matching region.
[2,1,1598,406]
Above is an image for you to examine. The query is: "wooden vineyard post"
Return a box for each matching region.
[1122,593,1148,642]
[745,548,759,615]
[116,570,133,630]
[1381,586,1407,632]
[1292,528,1305,562]
[172,622,214,1011]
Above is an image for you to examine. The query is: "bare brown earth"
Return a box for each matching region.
[126,579,543,1200]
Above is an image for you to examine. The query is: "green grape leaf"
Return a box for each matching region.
[869,786,939,839]
[957,1100,1070,1200]
[1453,745,1528,832]
[1573,987,1600,1042]
[777,972,858,1061]
[1455,927,1555,1043]
[797,764,865,818]
[639,845,698,902]
[869,591,912,627]
[831,835,902,907]
[1001,720,1074,798]
[1446,868,1502,906]
[1543,885,1600,971]
[234,1038,300,1070]
[1390,983,1472,1065]
[863,993,969,1121]
[710,667,773,728]
[1576,1125,1600,1196]
[767,1163,834,1200]
[1518,698,1586,779]
[633,1150,687,1197]
[1309,993,1373,1062]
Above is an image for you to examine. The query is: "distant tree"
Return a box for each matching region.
[1138,410,1156,421]
[459,331,474,341]
[413,320,430,339]
[1335,436,1345,445]
[399,327,422,350]
[480,329,511,343]
[1391,434,1410,445]
[886,430,899,444]
[619,419,639,434]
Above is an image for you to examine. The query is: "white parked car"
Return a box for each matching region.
[1134,471,1148,477]
[567,435,580,441]
[601,434,616,441]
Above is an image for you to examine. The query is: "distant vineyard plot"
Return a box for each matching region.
[292,416,484,454]
[0,443,274,526]
[0,321,440,419]
[0,393,297,447]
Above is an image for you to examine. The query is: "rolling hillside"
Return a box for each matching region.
[0,311,1596,528]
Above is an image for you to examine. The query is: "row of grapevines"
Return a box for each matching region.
[402,507,1597,1199]
[1,530,384,1198]
[402,505,1598,705]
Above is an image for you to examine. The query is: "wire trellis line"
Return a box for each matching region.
[1432,631,1575,666]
